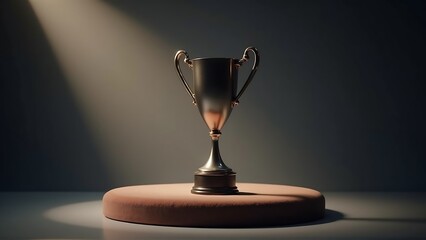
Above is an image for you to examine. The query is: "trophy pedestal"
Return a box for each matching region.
[103,183,325,227]
[192,171,238,194]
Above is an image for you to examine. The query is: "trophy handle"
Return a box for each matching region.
[174,50,196,105]
[234,47,260,106]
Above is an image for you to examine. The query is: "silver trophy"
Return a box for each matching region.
[174,47,259,194]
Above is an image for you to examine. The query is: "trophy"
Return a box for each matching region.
[174,47,259,194]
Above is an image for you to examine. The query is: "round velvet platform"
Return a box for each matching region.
[103,183,325,228]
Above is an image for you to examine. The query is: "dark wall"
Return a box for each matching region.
[1,0,425,191]
[1,1,111,190]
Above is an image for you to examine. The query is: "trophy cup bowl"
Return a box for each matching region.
[175,47,259,194]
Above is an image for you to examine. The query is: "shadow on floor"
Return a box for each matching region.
[280,209,345,228]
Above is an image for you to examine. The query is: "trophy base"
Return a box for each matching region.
[192,171,238,195]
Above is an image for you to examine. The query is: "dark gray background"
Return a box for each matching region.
[1,0,425,191]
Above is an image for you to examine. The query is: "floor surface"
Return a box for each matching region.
[1,189,425,239]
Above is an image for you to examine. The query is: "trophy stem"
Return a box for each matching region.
[191,130,239,195]
[198,130,232,172]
